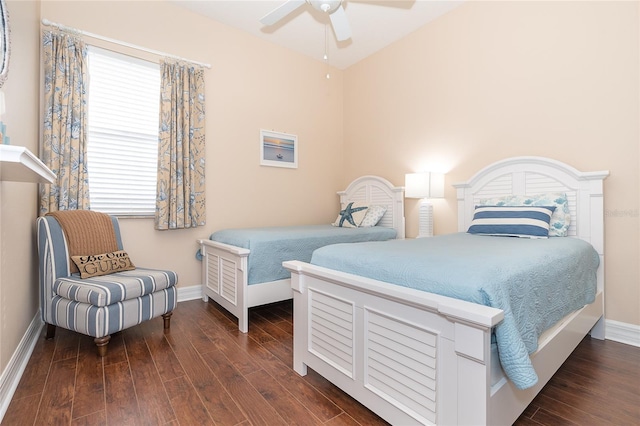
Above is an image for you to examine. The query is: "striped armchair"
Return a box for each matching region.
[37,213,178,356]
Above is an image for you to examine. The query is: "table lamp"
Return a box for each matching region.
[404,172,444,238]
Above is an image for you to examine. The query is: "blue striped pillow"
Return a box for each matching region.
[468,205,556,238]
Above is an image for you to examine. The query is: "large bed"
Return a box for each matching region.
[198,175,405,332]
[283,156,608,425]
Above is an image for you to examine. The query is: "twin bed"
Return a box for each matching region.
[199,156,608,425]
[198,175,405,332]
[283,156,608,425]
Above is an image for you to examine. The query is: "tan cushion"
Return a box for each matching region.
[71,250,136,279]
[46,210,119,274]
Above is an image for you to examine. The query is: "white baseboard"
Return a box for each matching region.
[606,319,640,347]
[0,313,43,423]
[177,284,202,302]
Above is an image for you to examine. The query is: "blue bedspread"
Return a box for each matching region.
[310,233,599,390]
[210,225,396,285]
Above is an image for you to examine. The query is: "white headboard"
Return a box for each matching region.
[338,175,405,239]
[454,156,609,291]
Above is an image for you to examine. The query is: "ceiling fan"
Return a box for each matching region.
[260,0,352,41]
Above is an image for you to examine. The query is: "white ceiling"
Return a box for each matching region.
[171,1,464,70]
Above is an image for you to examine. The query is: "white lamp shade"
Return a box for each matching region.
[405,172,445,199]
[429,172,445,198]
[405,173,430,198]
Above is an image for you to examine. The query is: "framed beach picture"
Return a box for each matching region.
[260,129,298,169]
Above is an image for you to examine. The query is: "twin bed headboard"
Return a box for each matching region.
[338,175,406,239]
[454,156,609,256]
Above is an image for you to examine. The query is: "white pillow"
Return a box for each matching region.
[332,202,369,228]
[359,205,387,227]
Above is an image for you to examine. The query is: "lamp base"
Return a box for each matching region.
[417,200,434,238]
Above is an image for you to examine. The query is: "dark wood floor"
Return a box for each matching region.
[3,299,639,425]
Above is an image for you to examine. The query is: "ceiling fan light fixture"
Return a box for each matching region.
[261,0,352,42]
[308,0,342,15]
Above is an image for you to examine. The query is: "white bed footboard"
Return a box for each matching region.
[199,239,250,332]
[284,260,604,426]
[199,239,293,333]
[285,260,504,425]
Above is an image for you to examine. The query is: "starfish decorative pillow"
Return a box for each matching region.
[332,202,369,228]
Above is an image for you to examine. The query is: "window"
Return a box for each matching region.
[86,46,160,216]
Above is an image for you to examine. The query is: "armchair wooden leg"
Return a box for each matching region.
[94,335,111,357]
[45,323,56,340]
[162,312,173,330]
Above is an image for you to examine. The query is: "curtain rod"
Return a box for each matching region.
[41,19,212,69]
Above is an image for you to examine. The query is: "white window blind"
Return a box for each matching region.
[86,46,160,216]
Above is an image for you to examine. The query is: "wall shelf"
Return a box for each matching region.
[0,145,55,183]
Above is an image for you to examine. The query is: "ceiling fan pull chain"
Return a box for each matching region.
[324,24,330,79]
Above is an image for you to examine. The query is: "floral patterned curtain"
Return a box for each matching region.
[39,31,90,215]
[155,60,206,230]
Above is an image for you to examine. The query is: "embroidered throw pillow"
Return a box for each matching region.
[332,202,369,228]
[359,205,387,227]
[468,205,556,238]
[71,250,136,279]
[479,193,571,237]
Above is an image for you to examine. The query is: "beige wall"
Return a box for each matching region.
[344,1,639,326]
[0,0,41,373]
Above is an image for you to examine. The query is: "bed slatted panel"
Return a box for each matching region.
[205,253,239,305]
[309,290,355,377]
[364,309,438,424]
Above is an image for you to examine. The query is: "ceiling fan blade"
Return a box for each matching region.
[260,0,307,26]
[329,5,351,41]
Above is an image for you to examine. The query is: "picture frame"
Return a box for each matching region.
[260,129,298,169]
